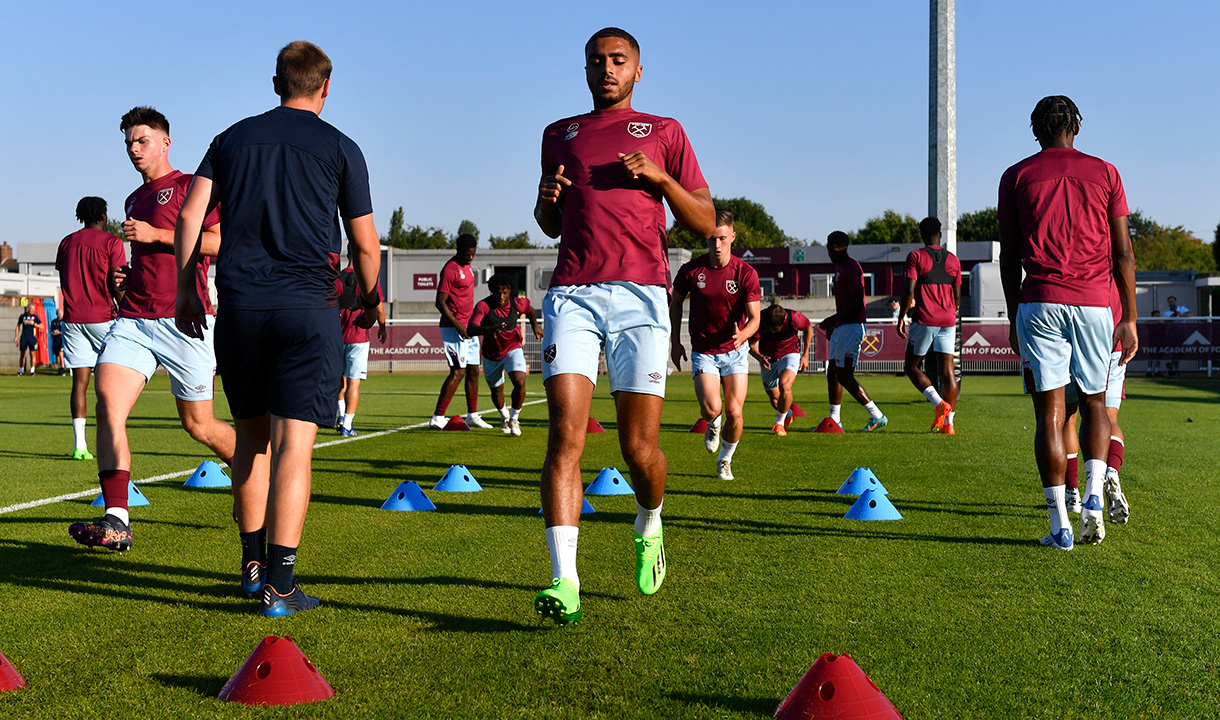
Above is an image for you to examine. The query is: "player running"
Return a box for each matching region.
[896,217,961,434]
[176,41,380,617]
[68,107,236,555]
[467,274,543,435]
[335,253,386,437]
[14,303,41,376]
[670,211,761,479]
[428,235,493,430]
[817,231,887,432]
[55,196,126,459]
[999,95,1137,550]
[748,304,812,436]
[532,27,715,625]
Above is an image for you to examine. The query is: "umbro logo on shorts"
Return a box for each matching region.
[543,344,557,363]
[648,372,662,384]
[193,384,207,394]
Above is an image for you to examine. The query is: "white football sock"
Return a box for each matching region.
[1084,459,1107,503]
[342,413,354,430]
[710,415,722,428]
[431,414,446,423]
[634,500,663,537]
[105,507,130,526]
[829,404,842,423]
[922,386,944,406]
[337,399,346,417]
[774,410,787,425]
[72,417,87,450]
[510,407,520,421]
[718,440,738,464]
[947,411,955,424]
[864,401,883,420]
[498,406,510,419]
[1044,486,1067,535]
[545,525,579,588]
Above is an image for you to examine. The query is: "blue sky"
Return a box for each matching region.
[3,1,1217,249]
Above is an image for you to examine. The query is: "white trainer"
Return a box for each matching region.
[717,459,734,480]
[500,417,512,434]
[466,413,494,429]
[428,415,447,430]
[1079,494,1106,545]
[1104,468,1130,525]
[510,418,522,436]
[704,420,721,454]
[1064,486,1082,514]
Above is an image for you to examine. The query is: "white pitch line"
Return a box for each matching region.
[0,398,549,516]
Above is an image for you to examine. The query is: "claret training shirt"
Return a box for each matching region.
[752,310,811,361]
[997,147,1128,307]
[470,296,533,361]
[833,257,867,324]
[438,259,476,329]
[196,105,373,310]
[122,170,219,319]
[56,227,126,324]
[541,108,707,288]
[905,246,961,328]
[673,254,761,354]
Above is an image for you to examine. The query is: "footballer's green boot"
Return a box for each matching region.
[634,525,667,595]
[534,578,581,625]
[72,448,95,461]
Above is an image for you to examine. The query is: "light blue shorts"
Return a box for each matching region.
[344,342,370,380]
[691,345,749,378]
[484,347,527,388]
[542,282,669,397]
[440,327,481,368]
[907,322,955,356]
[828,322,865,366]
[98,316,216,401]
[761,352,802,391]
[1017,303,1113,395]
[63,321,113,369]
[1064,350,1125,409]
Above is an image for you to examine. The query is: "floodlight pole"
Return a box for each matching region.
[929,0,956,254]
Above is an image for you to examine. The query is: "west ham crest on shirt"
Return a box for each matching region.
[695,271,706,289]
[726,280,739,295]
[157,188,174,205]
[627,122,652,138]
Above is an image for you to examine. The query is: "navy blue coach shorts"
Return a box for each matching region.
[214,306,342,427]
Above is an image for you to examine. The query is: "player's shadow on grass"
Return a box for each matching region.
[666,692,777,717]
[150,673,227,700]
[666,514,1033,546]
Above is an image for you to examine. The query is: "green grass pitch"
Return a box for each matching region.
[1,371,1218,718]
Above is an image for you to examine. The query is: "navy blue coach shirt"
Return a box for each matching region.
[195,106,373,310]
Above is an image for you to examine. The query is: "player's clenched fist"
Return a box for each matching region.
[538,164,571,205]
[617,151,665,183]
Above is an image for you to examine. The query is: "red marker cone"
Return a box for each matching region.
[812,417,845,434]
[218,636,335,706]
[775,652,901,720]
[443,415,470,431]
[689,418,709,433]
[0,651,26,692]
[790,402,808,418]
[587,417,606,433]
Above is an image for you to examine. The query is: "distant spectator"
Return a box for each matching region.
[1164,296,1189,376]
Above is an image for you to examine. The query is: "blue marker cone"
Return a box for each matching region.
[434,464,482,492]
[836,468,887,496]
[844,489,902,520]
[91,481,149,507]
[540,498,596,515]
[184,460,231,488]
[585,467,634,496]
[380,481,436,511]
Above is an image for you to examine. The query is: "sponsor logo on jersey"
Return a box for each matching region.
[860,328,884,357]
[695,271,706,289]
[156,188,173,205]
[565,123,579,141]
[627,122,652,138]
[543,344,557,363]
[726,280,738,295]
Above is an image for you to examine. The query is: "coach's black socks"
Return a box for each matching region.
[240,527,267,570]
[266,543,298,595]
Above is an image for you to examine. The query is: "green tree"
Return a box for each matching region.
[488,231,536,249]
[1213,221,1220,271]
[105,218,125,240]
[666,196,798,249]
[1128,210,1217,272]
[457,219,480,241]
[957,207,999,244]
[380,206,454,249]
[853,210,920,245]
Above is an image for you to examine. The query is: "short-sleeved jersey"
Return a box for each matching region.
[438,258,476,328]
[833,258,867,324]
[905,245,961,327]
[336,268,384,344]
[56,227,126,324]
[196,106,373,310]
[673,255,762,354]
[752,310,811,360]
[17,311,41,340]
[121,170,219,319]
[470,296,533,361]
[541,108,708,287]
[997,147,1128,307]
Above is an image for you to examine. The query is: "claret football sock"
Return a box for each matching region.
[99,469,130,523]
[1107,436,1125,472]
[922,386,944,407]
[1065,454,1079,490]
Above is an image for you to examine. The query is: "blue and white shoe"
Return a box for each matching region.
[339,426,358,437]
[260,584,320,618]
[1080,494,1106,545]
[242,561,265,598]
[861,415,889,432]
[1039,527,1074,551]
